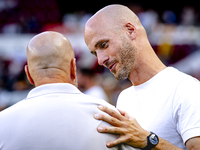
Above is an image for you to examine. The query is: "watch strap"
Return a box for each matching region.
[142,132,159,150]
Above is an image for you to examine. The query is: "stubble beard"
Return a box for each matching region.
[114,38,136,81]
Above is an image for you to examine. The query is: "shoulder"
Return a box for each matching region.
[169,67,200,112]
[117,86,135,102]
[118,86,135,97]
[174,73,200,100]
[173,79,200,143]
[0,99,28,124]
[172,76,200,116]
[165,67,200,91]
[164,67,193,82]
[76,92,116,112]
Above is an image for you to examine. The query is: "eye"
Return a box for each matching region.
[91,51,97,57]
[100,41,108,49]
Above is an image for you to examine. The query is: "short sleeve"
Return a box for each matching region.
[173,78,200,143]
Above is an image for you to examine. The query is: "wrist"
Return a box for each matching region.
[142,132,159,150]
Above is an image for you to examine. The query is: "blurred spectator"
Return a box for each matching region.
[0,58,33,111]
[138,9,158,34]
[78,68,109,102]
[0,0,61,34]
[162,10,176,24]
[1,1,200,110]
[180,6,196,26]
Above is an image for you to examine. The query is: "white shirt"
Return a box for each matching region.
[0,83,133,150]
[117,67,200,149]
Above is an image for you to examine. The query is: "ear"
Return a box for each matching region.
[24,65,34,85]
[70,58,76,82]
[125,23,136,40]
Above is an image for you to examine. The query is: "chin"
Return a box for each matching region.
[115,69,130,81]
[115,73,129,81]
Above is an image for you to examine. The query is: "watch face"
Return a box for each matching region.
[149,134,159,145]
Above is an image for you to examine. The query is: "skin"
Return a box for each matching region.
[84,4,200,150]
[25,31,77,87]
[84,5,165,86]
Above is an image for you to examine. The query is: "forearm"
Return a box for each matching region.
[95,105,200,150]
[153,137,183,150]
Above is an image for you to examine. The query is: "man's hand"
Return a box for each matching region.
[94,105,200,150]
[94,105,150,148]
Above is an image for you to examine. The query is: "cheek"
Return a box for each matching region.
[109,43,122,58]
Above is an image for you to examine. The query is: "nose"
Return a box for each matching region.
[96,50,109,66]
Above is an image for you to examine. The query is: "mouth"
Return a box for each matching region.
[108,63,116,72]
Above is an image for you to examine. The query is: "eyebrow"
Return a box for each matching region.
[95,39,109,48]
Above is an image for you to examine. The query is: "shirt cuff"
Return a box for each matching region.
[182,127,200,143]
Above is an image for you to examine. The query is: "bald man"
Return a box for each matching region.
[0,31,134,150]
[84,4,200,150]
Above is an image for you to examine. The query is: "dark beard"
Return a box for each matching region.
[115,37,136,80]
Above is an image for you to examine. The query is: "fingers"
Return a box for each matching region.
[94,105,149,148]
[94,113,122,127]
[97,126,130,148]
[97,105,126,121]
[118,109,132,120]
[97,126,125,135]
[106,137,124,148]
[117,109,126,116]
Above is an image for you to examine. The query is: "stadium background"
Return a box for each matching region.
[0,0,200,110]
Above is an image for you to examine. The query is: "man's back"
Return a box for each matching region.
[0,83,132,150]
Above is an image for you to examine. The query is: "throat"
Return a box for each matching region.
[129,65,166,86]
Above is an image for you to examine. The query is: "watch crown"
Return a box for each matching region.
[151,134,156,139]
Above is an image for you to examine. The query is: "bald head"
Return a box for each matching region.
[86,4,140,27]
[84,4,146,51]
[84,5,165,85]
[26,31,76,86]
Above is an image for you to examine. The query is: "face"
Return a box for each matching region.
[85,27,136,81]
[115,36,136,80]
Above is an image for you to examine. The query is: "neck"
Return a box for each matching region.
[34,75,75,87]
[35,78,75,87]
[32,68,76,87]
[129,49,166,86]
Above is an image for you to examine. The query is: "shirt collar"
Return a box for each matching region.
[26,83,81,99]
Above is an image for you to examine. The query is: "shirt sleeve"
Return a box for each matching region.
[173,78,200,143]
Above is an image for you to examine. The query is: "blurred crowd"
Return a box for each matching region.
[0,0,200,110]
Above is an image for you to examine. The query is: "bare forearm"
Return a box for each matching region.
[153,138,183,150]
[95,105,200,150]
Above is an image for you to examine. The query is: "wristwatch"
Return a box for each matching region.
[142,132,159,150]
